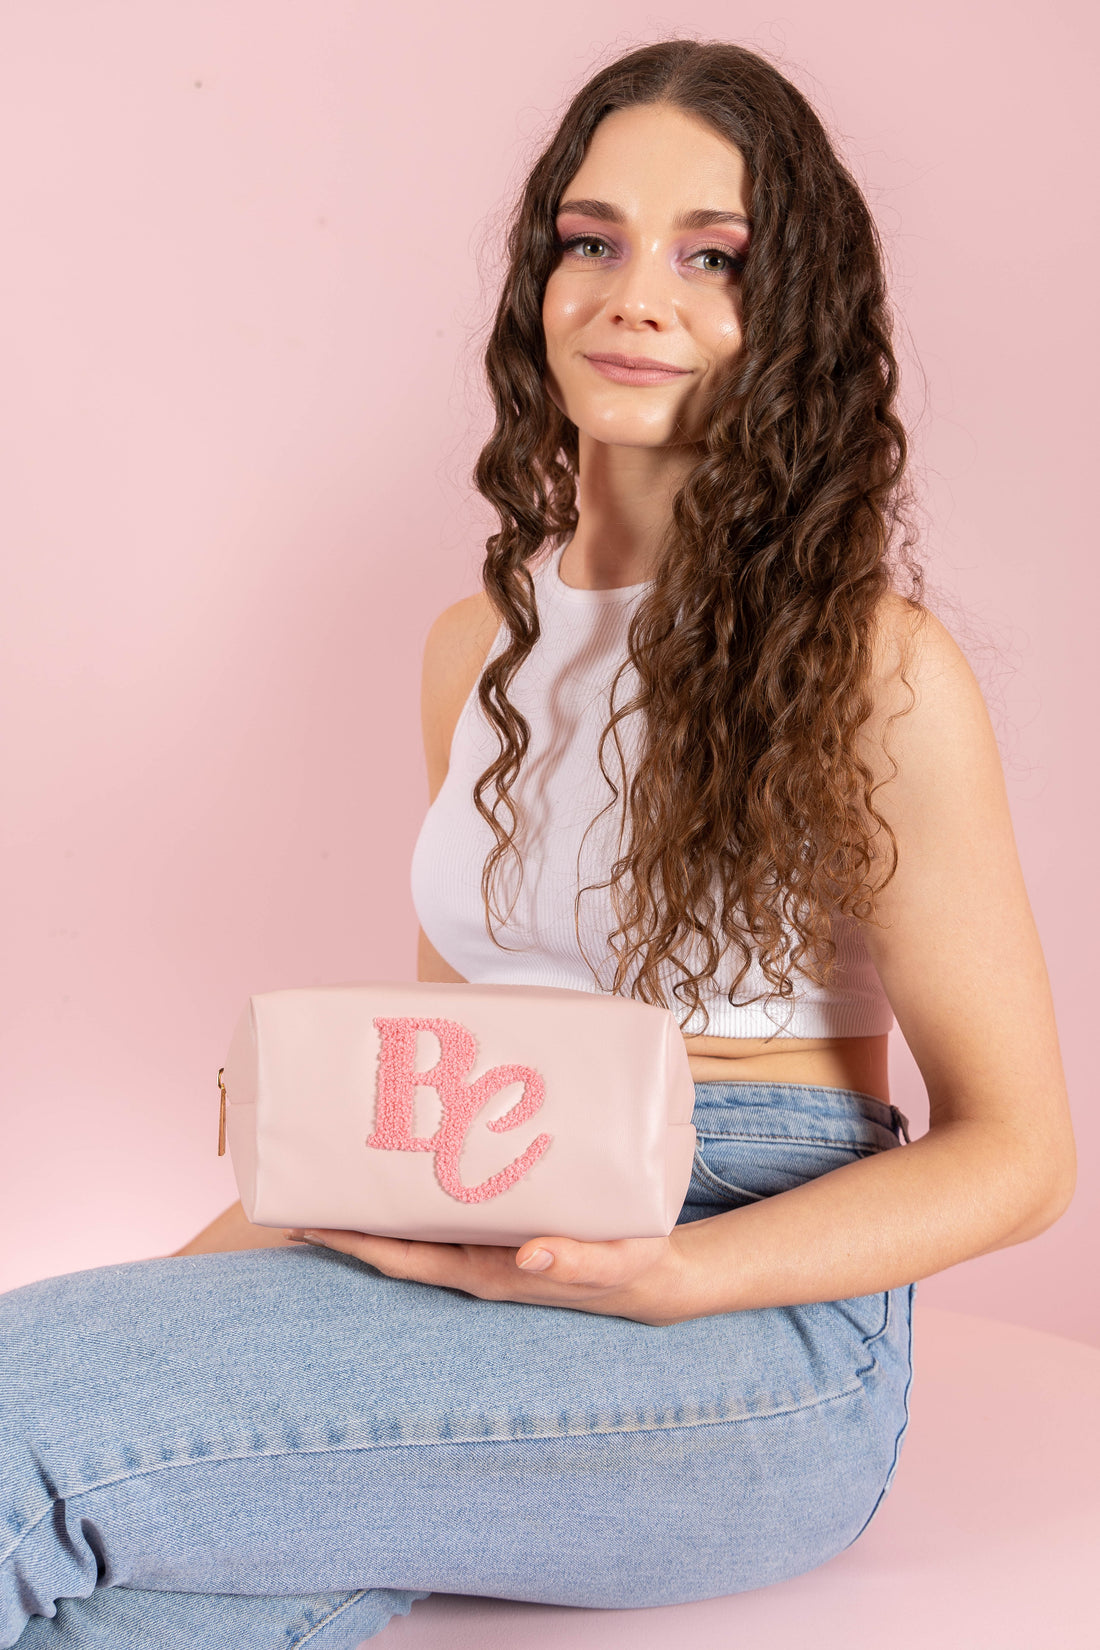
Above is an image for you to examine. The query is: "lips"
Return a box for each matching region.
[585,353,689,372]
[584,353,692,386]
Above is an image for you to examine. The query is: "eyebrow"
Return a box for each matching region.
[555,197,751,232]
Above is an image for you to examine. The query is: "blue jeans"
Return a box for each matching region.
[0,1081,917,1649]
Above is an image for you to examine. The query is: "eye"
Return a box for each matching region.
[557,234,611,260]
[556,235,746,277]
[686,244,747,278]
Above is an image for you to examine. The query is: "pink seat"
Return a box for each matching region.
[369,1305,1100,1650]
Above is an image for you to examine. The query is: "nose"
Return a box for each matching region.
[605,243,677,328]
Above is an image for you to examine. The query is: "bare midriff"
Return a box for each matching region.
[682,1032,891,1105]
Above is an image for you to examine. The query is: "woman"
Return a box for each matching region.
[0,37,1076,1650]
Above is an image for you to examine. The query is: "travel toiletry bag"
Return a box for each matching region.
[218,980,697,1245]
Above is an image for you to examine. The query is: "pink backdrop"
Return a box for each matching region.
[1,2,1095,1344]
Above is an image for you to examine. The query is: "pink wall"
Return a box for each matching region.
[1,2,1095,1342]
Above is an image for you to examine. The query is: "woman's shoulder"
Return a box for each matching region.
[865,590,984,726]
[858,587,1002,821]
[423,587,502,697]
[419,588,503,799]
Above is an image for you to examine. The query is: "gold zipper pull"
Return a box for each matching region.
[217,1067,227,1156]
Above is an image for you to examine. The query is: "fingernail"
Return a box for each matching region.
[284,1230,306,1241]
[518,1248,553,1272]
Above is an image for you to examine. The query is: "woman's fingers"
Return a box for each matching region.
[515,1235,668,1287]
[288,1227,672,1287]
[289,1228,557,1295]
[286,1228,468,1287]
[282,1227,689,1324]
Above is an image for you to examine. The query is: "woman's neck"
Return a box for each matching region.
[567,428,699,589]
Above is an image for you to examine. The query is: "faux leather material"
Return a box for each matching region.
[221,981,698,1244]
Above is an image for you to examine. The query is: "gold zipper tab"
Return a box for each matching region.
[217,1067,227,1156]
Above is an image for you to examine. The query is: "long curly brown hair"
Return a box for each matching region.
[468,37,928,1036]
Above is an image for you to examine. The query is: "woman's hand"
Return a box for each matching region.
[282,1225,701,1327]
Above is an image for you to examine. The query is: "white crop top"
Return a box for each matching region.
[410,539,895,1040]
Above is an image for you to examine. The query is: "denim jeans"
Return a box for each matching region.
[0,1081,917,1649]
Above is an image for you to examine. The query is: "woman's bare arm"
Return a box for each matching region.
[654,594,1079,1315]
[295,595,1077,1325]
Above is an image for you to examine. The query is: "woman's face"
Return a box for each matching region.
[542,102,752,450]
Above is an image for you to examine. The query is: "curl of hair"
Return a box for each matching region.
[469,37,928,1034]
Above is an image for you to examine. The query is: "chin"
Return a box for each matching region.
[582,413,694,448]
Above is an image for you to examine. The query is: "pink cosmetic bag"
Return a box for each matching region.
[218,980,698,1245]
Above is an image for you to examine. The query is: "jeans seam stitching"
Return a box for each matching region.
[690,1151,762,1201]
[0,1385,868,1568]
[852,1290,893,1379]
[859,1288,894,1351]
[842,1279,917,1547]
[288,1589,372,1648]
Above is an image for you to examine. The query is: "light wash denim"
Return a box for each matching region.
[0,1081,917,1650]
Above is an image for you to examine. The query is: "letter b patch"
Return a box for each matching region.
[366,1015,552,1203]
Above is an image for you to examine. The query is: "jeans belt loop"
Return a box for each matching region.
[891,1104,912,1145]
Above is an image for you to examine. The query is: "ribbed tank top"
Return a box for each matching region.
[410,539,895,1040]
